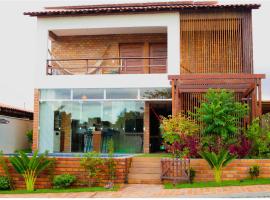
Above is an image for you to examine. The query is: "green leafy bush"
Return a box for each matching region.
[249,165,260,179]
[0,176,10,190]
[246,113,270,158]
[26,130,33,146]
[80,151,104,186]
[53,174,76,189]
[160,114,199,157]
[194,89,248,152]
[0,151,13,190]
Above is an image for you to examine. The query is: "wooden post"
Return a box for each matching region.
[92,131,102,152]
[143,42,150,73]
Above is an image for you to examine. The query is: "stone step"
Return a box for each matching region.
[128,178,162,184]
[132,157,162,162]
[131,161,161,168]
[129,167,161,174]
[128,173,161,180]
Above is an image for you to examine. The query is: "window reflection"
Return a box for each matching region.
[39,101,144,153]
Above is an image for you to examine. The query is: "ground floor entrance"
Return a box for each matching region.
[148,102,171,153]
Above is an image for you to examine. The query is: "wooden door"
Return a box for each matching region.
[119,43,144,74]
[149,43,167,73]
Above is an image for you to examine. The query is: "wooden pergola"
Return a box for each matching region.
[169,74,265,123]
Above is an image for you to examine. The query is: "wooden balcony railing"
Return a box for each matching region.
[46,57,167,75]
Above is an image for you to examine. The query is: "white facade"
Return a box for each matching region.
[35,12,180,89]
[0,116,32,153]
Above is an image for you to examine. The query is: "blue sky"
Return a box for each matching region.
[0,0,269,110]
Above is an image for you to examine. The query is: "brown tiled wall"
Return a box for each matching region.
[0,157,132,189]
[51,33,167,72]
[190,159,270,182]
[33,89,40,151]
[52,33,166,59]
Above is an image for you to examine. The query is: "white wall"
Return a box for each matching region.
[0,116,32,153]
[36,12,180,89]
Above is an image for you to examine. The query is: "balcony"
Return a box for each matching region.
[46,57,167,75]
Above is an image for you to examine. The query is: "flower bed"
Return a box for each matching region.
[0,156,131,190]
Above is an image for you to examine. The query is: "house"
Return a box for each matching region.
[0,103,33,153]
[24,1,265,154]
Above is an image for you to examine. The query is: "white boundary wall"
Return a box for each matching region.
[0,115,32,153]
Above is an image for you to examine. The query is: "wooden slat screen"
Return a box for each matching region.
[180,10,253,74]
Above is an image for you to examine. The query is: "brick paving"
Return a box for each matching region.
[1,184,270,198]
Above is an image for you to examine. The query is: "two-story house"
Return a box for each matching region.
[24,1,265,154]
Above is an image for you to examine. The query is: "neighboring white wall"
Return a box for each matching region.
[35,12,180,89]
[0,115,32,153]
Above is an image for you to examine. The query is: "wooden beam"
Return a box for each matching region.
[49,31,58,41]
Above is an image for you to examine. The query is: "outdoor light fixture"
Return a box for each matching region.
[0,118,9,124]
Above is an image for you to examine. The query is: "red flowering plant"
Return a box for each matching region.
[229,135,251,158]
[160,114,200,158]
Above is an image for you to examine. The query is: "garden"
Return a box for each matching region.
[0,89,270,193]
[0,139,126,194]
[160,89,270,188]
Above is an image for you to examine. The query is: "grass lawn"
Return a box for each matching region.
[0,186,119,194]
[164,178,270,189]
[135,153,172,157]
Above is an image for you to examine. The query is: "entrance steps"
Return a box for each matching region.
[128,157,162,184]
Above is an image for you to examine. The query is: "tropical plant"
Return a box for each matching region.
[200,150,236,183]
[53,174,76,189]
[249,165,260,179]
[194,89,248,152]
[9,150,52,191]
[80,151,104,186]
[0,151,13,190]
[246,113,270,158]
[0,176,10,190]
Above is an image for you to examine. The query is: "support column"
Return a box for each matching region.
[33,89,40,151]
[143,102,150,153]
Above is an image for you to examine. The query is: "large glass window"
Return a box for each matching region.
[39,100,144,153]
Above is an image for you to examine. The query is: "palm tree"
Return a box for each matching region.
[200,150,236,183]
[9,150,52,191]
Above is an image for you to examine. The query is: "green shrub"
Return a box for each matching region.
[194,89,248,152]
[53,174,76,189]
[249,165,260,179]
[246,113,270,158]
[80,151,104,186]
[26,130,33,146]
[189,168,196,184]
[0,176,10,190]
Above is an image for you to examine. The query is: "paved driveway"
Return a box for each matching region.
[1,184,270,198]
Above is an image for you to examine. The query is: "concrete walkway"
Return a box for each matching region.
[1,184,270,198]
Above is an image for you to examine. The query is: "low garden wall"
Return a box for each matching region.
[190,159,270,182]
[0,157,132,189]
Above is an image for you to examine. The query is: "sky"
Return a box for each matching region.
[0,0,269,110]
